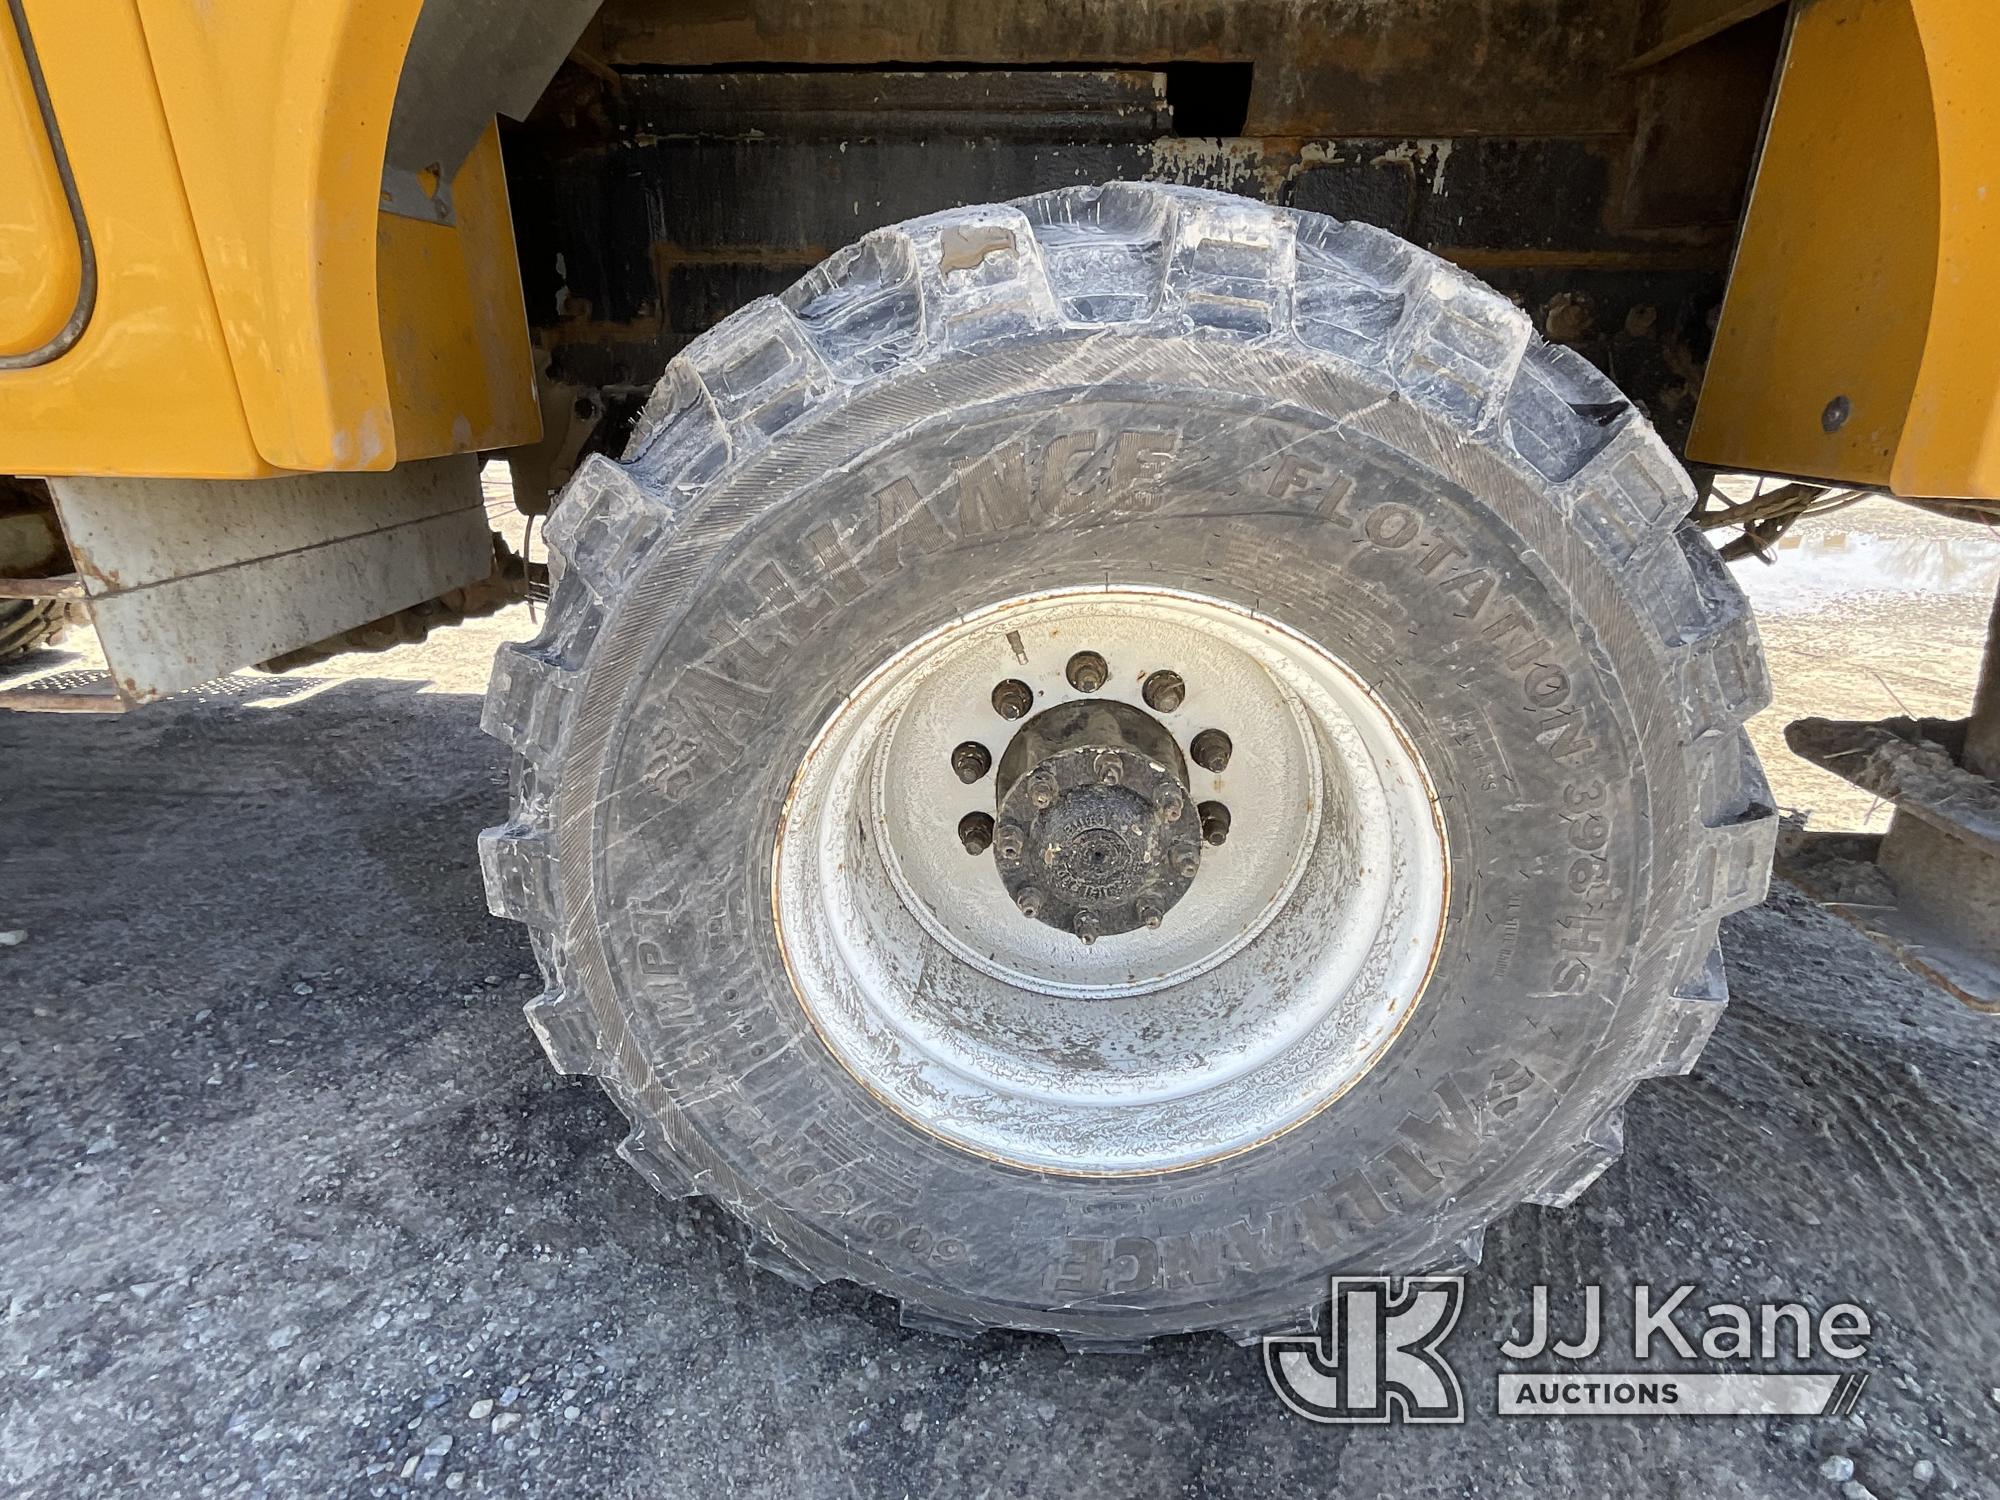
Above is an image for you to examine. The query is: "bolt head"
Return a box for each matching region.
[951,741,992,784]
[1198,800,1232,847]
[1156,788,1185,823]
[1094,751,1124,786]
[991,679,1033,720]
[1142,670,1186,714]
[1015,887,1043,918]
[1073,912,1100,945]
[1190,728,1233,774]
[1028,772,1058,809]
[1065,651,1109,693]
[1136,900,1164,930]
[993,824,1025,862]
[1174,852,1200,880]
[958,811,995,855]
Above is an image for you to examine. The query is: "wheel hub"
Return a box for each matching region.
[991,699,1202,941]
[773,586,1447,1174]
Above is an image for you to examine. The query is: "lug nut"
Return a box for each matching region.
[1073,911,1101,946]
[1027,770,1059,809]
[958,811,995,855]
[1190,728,1233,774]
[1065,650,1109,693]
[993,823,1025,862]
[992,679,1034,720]
[1199,801,1232,846]
[1016,887,1043,919]
[1155,787,1185,823]
[1174,849,1201,880]
[951,741,992,784]
[1136,899,1165,930]
[1142,670,1186,713]
[1094,750,1124,785]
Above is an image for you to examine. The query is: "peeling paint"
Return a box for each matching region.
[1369,137,1457,195]
[1144,137,1289,200]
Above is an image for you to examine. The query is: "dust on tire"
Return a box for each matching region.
[479,184,1776,1347]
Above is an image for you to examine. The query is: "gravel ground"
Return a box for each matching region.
[3,575,1999,1497]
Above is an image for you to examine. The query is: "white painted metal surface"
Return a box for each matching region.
[773,587,1450,1175]
[49,455,489,702]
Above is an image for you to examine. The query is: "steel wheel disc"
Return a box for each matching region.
[773,586,1449,1176]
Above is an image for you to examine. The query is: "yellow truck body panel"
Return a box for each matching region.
[0,4,81,358]
[0,0,538,480]
[1689,0,2000,499]
[0,1,262,477]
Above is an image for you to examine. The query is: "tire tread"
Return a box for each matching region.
[479,181,1778,1340]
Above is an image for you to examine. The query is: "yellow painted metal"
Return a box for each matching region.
[1893,3,2000,497]
[0,5,81,357]
[378,126,541,463]
[0,0,265,478]
[134,0,424,473]
[0,0,540,480]
[1689,0,2000,499]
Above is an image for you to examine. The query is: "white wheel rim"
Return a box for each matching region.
[773,586,1448,1175]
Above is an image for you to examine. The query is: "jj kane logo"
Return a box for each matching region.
[1264,1278,1874,1424]
[1263,1277,1466,1424]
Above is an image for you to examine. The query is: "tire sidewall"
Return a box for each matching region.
[562,360,1673,1335]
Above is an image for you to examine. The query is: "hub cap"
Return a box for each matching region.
[991,698,1200,940]
[773,587,1448,1175]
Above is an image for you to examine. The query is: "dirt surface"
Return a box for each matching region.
[1738,498,2000,833]
[4,522,2000,1496]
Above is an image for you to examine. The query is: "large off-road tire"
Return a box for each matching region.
[480,184,1775,1347]
[0,598,82,660]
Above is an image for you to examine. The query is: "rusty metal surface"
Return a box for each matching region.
[613,69,1174,140]
[0,573,84,600]
[507,7,1781,455]
[589,0,1654,138]
[1628,0,1788,70]
[1619,6,1787,232]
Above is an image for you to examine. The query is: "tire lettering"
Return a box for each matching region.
[1363,502,1421,549]
[1042,1065,1546,1292]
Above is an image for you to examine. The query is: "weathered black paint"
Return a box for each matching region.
[501,5,1781,457]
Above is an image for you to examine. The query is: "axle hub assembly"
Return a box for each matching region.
[991,699,1201,941]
